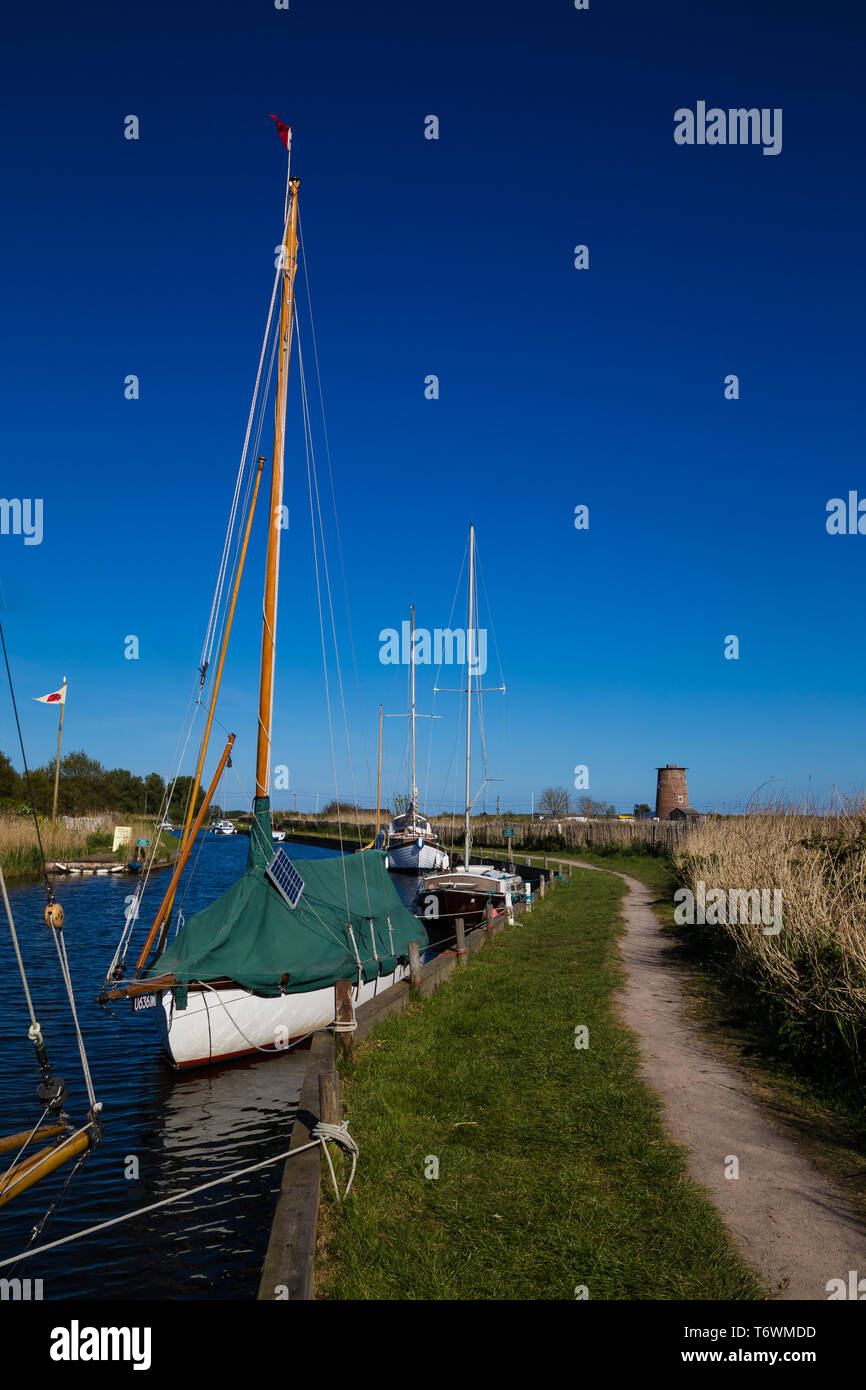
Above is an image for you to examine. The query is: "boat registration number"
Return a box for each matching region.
[133,993,157,1012]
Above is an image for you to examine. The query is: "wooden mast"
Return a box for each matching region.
[50,678,66,831]
[409,605,417,816]
[256,158,300,801]
[376,703,383,836]
[464,525,475,870]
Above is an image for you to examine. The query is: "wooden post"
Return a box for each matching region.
[455,917,466,959]
[335,978,354,1059]
[408,940,421,987]
[484,902,494,932]
[539,873,546,898]
[319,1068,341,1126]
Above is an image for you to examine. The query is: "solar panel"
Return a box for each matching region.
[265,848,305,909]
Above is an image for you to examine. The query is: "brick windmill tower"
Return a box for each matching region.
[655,765,689,820]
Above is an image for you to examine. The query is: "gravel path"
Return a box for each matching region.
[568,860,866,1301]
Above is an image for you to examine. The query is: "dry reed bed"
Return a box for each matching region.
[0,814,158,877]
[673,809,866,1066]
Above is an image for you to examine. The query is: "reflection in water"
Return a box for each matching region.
[0,837,333,1299]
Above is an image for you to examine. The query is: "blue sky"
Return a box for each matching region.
[1,0,864,815]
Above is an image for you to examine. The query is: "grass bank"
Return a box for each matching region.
[317,868,761,1300]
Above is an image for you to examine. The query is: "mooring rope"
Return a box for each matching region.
[0,1125,359,1270]
[313,1120,358,1199]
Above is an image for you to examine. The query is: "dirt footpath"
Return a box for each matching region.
[570,860,866,1300]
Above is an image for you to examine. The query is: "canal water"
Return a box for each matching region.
[0,835,418,1300]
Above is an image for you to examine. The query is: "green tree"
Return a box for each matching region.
[0,751,21,806]
[51,750,108,815]
[144,772,165,816]
[104,767,146,815]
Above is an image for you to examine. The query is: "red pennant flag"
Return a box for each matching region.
[269,115,291,150]
[35,683,66,705]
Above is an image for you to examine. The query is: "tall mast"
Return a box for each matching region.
[376,703,383,835]
[409,604,417,814]
[255,160,300,801]
[464,524,475,869]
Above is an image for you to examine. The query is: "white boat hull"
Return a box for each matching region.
[385,840,449,872]
[151,965,412,1067]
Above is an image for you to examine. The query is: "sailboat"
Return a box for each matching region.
[99,125,426,1068]
[419,526,523,929]
[384,606,449,874]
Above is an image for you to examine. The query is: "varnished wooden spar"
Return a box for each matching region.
[0,1128,91,1209]
[0,1121,68,1156]
[175,453,266,865]
[255,175,300,798]
[102,972,177,1002]
[132,732,236,974]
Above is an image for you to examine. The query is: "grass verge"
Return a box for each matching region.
[317,869,762,1300]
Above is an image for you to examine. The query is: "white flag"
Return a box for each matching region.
[35,683,66,706]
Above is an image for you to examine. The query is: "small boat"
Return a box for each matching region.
[418,864,523,930]
[420,525,523,928]
[272,829,286,842]
[384,606,449,874]
[158,819,174,832]
[210,819,236,836]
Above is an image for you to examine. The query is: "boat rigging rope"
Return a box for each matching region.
[0,858,39,1034]
[0,619,53,902]
[296,325,353,921]
[108,219,284,979]
[199,234,284,683]
[297,319,377,929]
[4,1146,91,1279]
[298,213,374,805]
[0,617,101,1122]
[0,1106,50,1193]
[51,930,97,1111]
[0,1126,358,1270]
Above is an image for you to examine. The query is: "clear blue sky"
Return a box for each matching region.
[1,0,863,815]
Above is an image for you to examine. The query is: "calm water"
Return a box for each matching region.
[0,835,353,1300]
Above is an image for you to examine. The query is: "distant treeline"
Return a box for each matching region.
[0,749,205,820]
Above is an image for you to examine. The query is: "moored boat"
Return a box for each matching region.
[417,525,523,928]
[210,818,236,836]
[384,606,449,874]
[100,124,426,1066]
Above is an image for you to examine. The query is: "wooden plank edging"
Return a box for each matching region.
[257,1031,334,1301]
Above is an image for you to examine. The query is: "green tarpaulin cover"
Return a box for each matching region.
[149,815,426,995]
